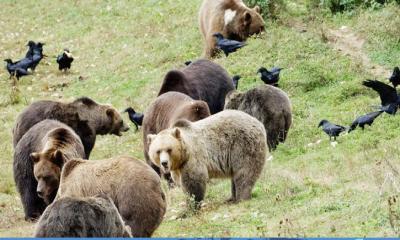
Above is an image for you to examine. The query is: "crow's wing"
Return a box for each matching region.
[270,67,283,73]
[365,111,383,120]
[56,54,63,64]
[16,68,29,76]
[362,80,398,105]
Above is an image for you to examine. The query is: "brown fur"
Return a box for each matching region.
[224,85,292,150]
[158,59,234,114]
[142,92,211,176]
[13,120,85,221]
[57,156,167,237]
[12,97,129,158]
[34,195,132,237]
[199,0,265,58]
[148,110,268,208]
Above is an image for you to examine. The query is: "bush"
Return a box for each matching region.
[307,0,399,14]
[244,0,286,20]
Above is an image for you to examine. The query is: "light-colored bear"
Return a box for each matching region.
[147,110,268,207]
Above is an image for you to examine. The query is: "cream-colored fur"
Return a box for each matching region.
[148,110,268,206]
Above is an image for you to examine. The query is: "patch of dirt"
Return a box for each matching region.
[325,26,390,77]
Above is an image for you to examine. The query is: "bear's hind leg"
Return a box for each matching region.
[233,170,257,202]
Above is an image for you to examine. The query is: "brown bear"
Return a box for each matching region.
[142,91,211,184]
[34,195,132,237]
[224,85,292,150]
[147,110,268,208]
[12,97,129,158]
[158,59,234,114]
[56,156,167,237]
[199,0,265,58]
[13,119,86,221]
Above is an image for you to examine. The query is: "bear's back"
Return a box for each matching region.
[13,100,62,147]
[34,196,129,237]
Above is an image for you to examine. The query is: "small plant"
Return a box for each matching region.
[388,195,400,235]
[307,0,399,13]
[9,80,21,105]
[245,0,286,20]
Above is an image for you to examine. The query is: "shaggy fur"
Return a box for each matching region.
[56,156,167,237]
[34,195,132,237]
[158,59,234,114]
[199,0,265,58]
[13,120,85,221]
[224,85,292,150]
[142,91,211,179]
[148,110,268,207]
[12,97,129,158]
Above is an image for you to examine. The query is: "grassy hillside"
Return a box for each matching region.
[0,0,399,237]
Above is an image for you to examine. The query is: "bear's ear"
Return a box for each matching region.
[242,11,252,26]
[254,5,261,14]
[30,152,40,163]
[147,134,156,146]
[173,128,181,140]
[52,150,65,168]
[173,119,191,128]
[192,101,211,118]
[106,108,115,118]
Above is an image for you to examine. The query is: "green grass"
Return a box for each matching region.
[0,0,400,237]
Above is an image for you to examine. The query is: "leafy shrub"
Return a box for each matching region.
[244,0,286,20]
[307,0,399,13]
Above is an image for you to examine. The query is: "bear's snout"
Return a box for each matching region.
[159,151,170,172]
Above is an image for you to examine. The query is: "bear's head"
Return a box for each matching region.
[224,90,244,109]
[147,127,187,173]
[31,149,67,204]
[104,106,130,136]
[72,97,130,136]
[175,100,211,123]
[228,5,265,41]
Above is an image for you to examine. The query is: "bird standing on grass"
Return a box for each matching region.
[124,107,144,131]
[257,67,283,86]
[348,111,383,132]
[57,49,74,71]
[4,59,30,80]
[318,119,347,141]
[389,67,400,88]
[232,75,241,89]
[184,61,192,66]
[213,33,246,57]
[362,79,400,115]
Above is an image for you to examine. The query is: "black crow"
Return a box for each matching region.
[232,75,241,89]
[184,61,192,66]
[4,59,30,80]
[257,67,283,86]
[389,67,400,88]
[318,119,347,141]
[213,33,246,57]
[348,111,383,132]
[25,40,36,58]
[29,42,45,71]
[57,49,74,71]
[362,79,400,115]
[124,107,144,131]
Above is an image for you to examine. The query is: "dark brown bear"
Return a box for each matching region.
[224,85,292,150]
[13,119,86,221]
[142,91,211,183]
[158,59,234,114]
[34,195,132,237]
[12,97,129,158]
